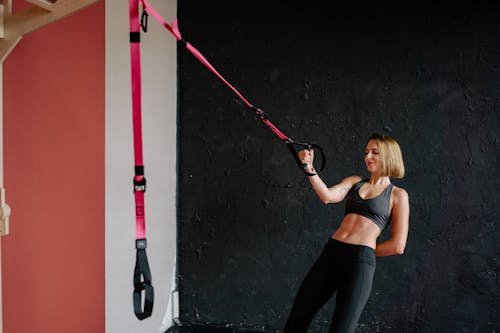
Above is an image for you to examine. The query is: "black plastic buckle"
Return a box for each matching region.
[252,106,267,120]
[136,239,147,249]
[134,166,146,192]
[130,32,140,43]
[133,177,147,192]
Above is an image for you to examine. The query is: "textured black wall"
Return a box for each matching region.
[176,2,500,332]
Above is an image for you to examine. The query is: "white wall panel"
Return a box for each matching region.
[106,1,177,331]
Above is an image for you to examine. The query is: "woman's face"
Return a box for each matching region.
[365,139,381,174]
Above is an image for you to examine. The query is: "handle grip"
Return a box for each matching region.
[285,139,326,175]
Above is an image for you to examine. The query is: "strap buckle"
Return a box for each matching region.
[136,239,147,249]
[134,176,147,192]
[251,106,267,120]
[133,166,147,192]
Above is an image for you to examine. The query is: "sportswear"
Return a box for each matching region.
[344,179,393,231]
[284,238,376,333]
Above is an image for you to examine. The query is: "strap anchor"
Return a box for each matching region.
[140,9,149,32]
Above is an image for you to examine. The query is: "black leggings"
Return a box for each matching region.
[284,238,376,333]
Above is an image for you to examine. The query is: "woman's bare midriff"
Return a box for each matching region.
[331,213,382,250]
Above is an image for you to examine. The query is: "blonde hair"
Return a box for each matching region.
[368,133,405,178]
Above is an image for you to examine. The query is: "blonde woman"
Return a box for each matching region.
[284,133,410,333]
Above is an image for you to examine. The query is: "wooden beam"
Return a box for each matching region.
[0,5,4,39]
[4,0,11,14]
[0,0,12,38]
[0,0,101,63]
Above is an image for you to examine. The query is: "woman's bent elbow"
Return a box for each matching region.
[320,197,333,205]
[395,245,406,255]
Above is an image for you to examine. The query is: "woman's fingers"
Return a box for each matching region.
[298,149,315,164]
[298,149,307,162]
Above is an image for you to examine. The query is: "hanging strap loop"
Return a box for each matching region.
[129,0,154,320]
[133,239,154,320]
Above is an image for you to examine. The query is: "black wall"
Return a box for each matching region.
[176,2,500,332]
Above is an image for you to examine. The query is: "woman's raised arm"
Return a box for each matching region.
[299,148,361,204]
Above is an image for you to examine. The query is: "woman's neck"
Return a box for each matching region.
[367,174,390,185]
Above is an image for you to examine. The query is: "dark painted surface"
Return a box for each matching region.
[177,2,500,332]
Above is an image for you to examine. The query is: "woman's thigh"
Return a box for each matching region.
[329,261,375,333]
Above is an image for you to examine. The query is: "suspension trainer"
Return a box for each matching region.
[129,0,326,320]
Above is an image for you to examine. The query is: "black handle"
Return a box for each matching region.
[133,239,154,320]
[285,139,326,175]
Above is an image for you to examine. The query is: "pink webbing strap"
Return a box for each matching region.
[130,0,145,240]
[141,0,289,141]
[141,0,327,174]
[130,0,154,320]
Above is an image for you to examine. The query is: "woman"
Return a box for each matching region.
[283,132,410,333]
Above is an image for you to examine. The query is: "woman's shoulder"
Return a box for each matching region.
[342,175,363,184]
[391,185,409,202]
[341,174,364,185]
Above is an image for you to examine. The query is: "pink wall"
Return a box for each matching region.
[2,2,104,332]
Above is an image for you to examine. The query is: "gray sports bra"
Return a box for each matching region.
[344,179,393,231]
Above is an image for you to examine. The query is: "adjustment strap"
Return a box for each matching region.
[138,0,331,176]
[133,239,154,320]
[134,166,146,239]
[130,0,153,320]
[140,0,289,141]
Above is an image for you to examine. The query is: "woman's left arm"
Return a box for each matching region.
[375,188,410,257]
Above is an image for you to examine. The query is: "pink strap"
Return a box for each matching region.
[141,0,182,40]
[130,0,146,239]
[130,43,144,167]
[140,0,288,141]
[130,0,154,321]
[134,177,146,239]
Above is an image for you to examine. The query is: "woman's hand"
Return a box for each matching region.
[298,149,315,174]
